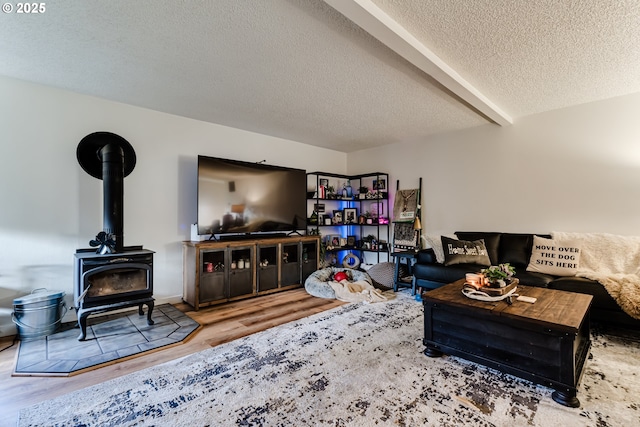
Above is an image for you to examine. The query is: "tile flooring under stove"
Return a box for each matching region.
[14,304,199,376]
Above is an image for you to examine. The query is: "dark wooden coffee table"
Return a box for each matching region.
[422,279,592,407]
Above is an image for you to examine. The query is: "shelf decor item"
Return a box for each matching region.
[393,189,418,222]
[342,180,353,198]
[332,210,343,224]
[393,222,418,249]
[342,252,361,269]
[358,186,368,200]
[326,235,342,249]
[308,211,318,225]
[365,192,385,199]
[373,179,386,190]
[343,208,357,224]
[371,202,384,218]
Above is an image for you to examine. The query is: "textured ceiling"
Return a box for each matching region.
[1,0,639,153]
[374,0,640,118]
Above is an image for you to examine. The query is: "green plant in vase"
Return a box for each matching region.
[481,263,515,288]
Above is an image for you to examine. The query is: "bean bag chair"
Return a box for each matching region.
[304,267,372,299]
[366,262,408,290]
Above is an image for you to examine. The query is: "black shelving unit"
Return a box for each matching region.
[306,171,390,268]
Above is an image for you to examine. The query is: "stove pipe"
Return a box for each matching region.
[77,132,137,253]
[100,143,125,252]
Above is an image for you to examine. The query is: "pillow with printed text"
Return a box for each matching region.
[442,236,491,267]
[526,235,581,276]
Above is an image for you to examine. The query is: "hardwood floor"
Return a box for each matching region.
[0,289,345,427]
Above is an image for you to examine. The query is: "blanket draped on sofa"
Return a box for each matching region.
[552,231,640,319]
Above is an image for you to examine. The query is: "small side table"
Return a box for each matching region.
[391,251,417,294]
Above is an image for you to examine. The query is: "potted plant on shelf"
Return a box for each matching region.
[481,263,515,288]
[363,211,374,224]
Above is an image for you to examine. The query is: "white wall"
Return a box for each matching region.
[348,92,640,237]
[3,76,639,338]
[0,77,346,336]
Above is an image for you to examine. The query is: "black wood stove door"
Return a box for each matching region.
[79,262,152,307]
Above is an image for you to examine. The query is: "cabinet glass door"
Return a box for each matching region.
[280,243,300,286]
[229,246,254,298]
[301,241,318,282]
[200,249,227,302]
[257,244,278,292]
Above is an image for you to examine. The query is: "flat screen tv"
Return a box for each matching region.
[197,155,307,237]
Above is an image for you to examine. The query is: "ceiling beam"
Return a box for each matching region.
[324,0,513,126]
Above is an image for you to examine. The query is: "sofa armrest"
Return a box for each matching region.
[416,248,438,264]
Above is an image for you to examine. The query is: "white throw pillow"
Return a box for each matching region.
[526,235,581,276]
[423,234,456,264]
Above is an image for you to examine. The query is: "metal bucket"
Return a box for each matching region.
[12,288,67,340]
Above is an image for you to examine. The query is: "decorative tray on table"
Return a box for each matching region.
[462,278,519,301]
[483,278,519,296]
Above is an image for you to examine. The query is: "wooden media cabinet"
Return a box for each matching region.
[183,235,319,310]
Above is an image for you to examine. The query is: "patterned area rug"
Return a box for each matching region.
[18,291,640,426]
[14,304,199,376]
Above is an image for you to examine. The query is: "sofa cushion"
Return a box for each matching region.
[455,232,501,265]
[498,233,552,267]
[512,269,554,288]
[416,249,437,264]
[526,235,582,276]
[442,236,491,267]
[498,233,533,268]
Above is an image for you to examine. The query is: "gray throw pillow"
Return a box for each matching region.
[442,236,491,267]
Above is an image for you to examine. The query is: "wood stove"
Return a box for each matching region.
[74,132,154,341]
[74,248,154,340]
